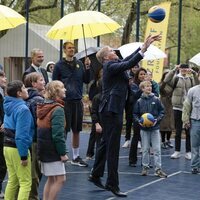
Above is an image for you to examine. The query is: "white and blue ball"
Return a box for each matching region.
[148,6,166,23]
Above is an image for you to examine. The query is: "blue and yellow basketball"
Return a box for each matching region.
[140,113,155,127]
[148,6,166,23]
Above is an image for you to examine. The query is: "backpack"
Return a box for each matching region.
[161,76,193,97]
[172,76,193,90]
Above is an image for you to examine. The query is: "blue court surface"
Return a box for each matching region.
[2,132,200,200]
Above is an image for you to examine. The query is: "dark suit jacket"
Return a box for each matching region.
[99,48,143,114]
[22,66,49,84]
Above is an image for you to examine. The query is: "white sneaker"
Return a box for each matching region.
[0,191,4,199]
[122,140,130,148]
[171,151,181,159]
[185,152,191,160]
[137,141,141,149]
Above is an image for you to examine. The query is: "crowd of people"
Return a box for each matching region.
[0,34,200,199]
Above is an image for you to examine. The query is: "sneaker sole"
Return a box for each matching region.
[155,175,167,178]
[122,145,129,148]
[154,173,167,178]
[141,173,148,176]
[71,161,88,167]
[185,157,191,160]
[170,156,181,159]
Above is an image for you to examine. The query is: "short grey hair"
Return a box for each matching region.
[31,48,43,58]
[96,46,110,64]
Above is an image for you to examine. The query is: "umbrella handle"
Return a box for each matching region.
[82,24,87,57]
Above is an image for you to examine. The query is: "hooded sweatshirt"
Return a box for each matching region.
[37,100,66,162]
[3,96,34,159]
[26,88,44,141]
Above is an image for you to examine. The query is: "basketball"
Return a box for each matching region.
[140,113,155,127]
[148,6,166,23]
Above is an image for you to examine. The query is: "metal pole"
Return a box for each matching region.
[97,0,101,47]
[25,0,30,69]
[136,0,140,42]
[60,0,64,60]
[177,0,182,64]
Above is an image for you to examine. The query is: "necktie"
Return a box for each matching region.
[37,67,41,73]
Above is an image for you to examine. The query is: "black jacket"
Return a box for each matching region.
[22,66,49,84]
[0,92,4,126]
[53,58,90,100]
[99,48,143,114]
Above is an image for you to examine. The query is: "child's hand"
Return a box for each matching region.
[21,159,28,166]
[139,122,146,128]
[153,119,157,126]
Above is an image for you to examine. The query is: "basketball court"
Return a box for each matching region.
[2,132,200,200]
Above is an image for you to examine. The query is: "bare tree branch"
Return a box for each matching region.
[8,0,16,8]
[68,0,76,9]
[20,0,58,15]
[87,0,97,10]
[121,2,136,45]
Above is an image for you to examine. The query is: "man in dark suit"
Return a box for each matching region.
[22,48,49,84]
[88,35,161,197]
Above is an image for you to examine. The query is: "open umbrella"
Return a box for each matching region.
[118,42,166,60]
[0,5,26,31]
[189,52,200,66]
[75,47,101,60]
[74,47,122,80]
[75,47,102,80]
[46,10,120,55]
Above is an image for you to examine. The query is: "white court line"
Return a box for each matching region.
[105,171,182,200]
[182,170,200,175]
[119,154,172,159]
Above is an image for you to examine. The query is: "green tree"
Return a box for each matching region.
[1,0,200,65]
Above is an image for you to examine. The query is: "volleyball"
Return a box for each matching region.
[140,113,155,127]
[148,6,166,23]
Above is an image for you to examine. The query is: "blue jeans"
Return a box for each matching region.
[141,129,161,170]
[190,120,200,169]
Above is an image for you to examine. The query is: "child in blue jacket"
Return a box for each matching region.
[133,80,167,178]
[3,80,34,200]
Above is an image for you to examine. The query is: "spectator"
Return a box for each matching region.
[164,64,198,159]
[46,61,55,82]
[0,71,7,199]
[133,81,167,178]
[122,65,139,148]
[159,71,174,149]
[3,80,34,200]
[37,81,68,200]
[86,68,103,159]
[22,48,49,84]
[24,72,45,200]
[182,71,200,174]
[128,67,147,167]
[53,41,91,167]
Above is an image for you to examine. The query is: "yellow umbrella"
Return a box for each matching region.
[46,10,120,40]
[0,5,26,31]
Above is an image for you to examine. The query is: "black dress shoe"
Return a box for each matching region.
[129,162,136,167]
[88,174,105,189]
[105,185,127,197]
